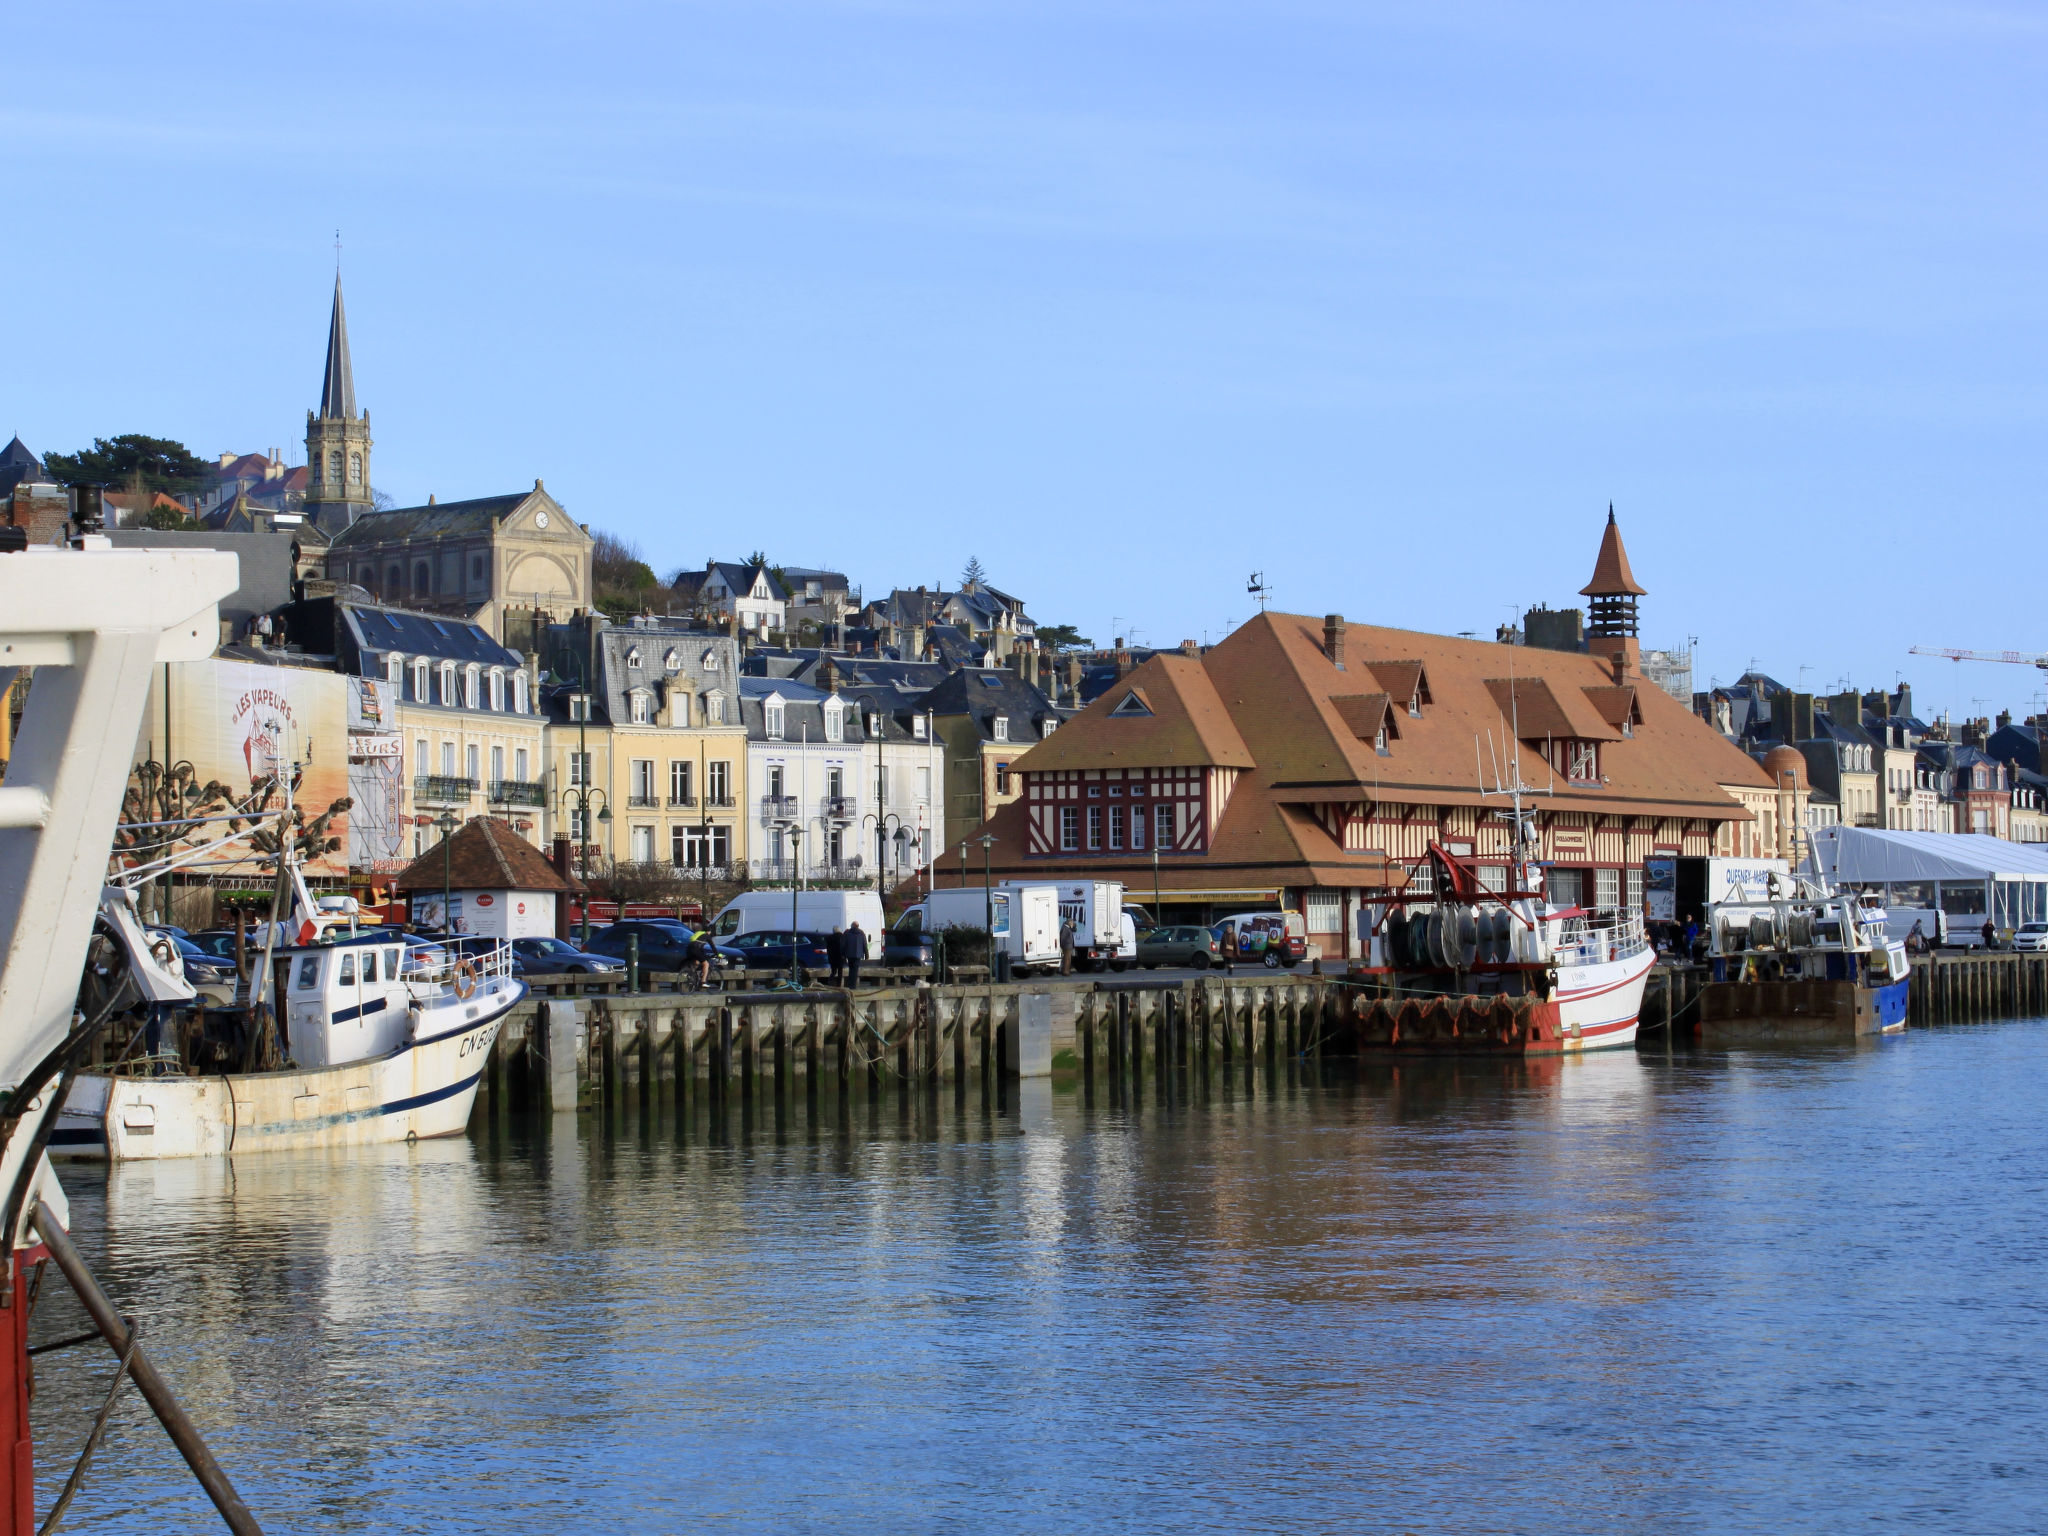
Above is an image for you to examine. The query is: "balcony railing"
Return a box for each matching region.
[760,795,799,822]
[488,778,546,807]
[627,793,660,809]
[822,796,857,820]
[704,793,736,809]
[415,775,477,804]
[668,793,696,808]
[746,857,868,883]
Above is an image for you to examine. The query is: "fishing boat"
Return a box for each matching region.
[1691,876,1911,1037]
[1349,837,1655,1055]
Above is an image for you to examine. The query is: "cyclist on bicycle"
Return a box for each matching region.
[688,927,718,990]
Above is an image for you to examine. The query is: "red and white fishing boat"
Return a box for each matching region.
[1349,811,1654,1056]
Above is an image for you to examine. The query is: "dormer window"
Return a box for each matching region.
[664,648,681,674]
[765,701,785,741]
[630,691,651,725]
[1042,718,1058,738]
[488,670,504,712]
[385,652,404,685]
[993,716,1010,742]
[704,690,724,725]
[512,672,529,715]
[439,662,458,707]
[824,701,844,743]
[1375,725,1389,756]
[463,665,481,709]
[913,716,928,740]
[672,691,690,728]
[568,694,591,723]
[626,646,642,669]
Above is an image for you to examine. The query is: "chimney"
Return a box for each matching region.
[1827,690,1862,731]
[1998,709,2012,731]
[1610,652,1626,686]
[1180,638,1198,657]
[819,655,840,694]
[1115,640,1133,677]
[1323,614,1346,670]
[910,621,927,660]
[1067,654,1083,698]
[1792,693,1816,743]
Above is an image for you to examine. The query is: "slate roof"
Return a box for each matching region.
[706,561,785,602]
[394,816,580,894]
[738,676,877,745]
[917,667,1065,745]
[0,436,42,496]
[329,490,550,548]
[1986,722,2044,775]
[319,275,357,419]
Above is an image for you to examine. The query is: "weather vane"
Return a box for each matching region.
[1247,572,1269,612]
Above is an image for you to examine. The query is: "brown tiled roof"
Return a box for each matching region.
[1580,509,1646,596]
[1484,676,1619,742]
[1362,659,1430,710]
[1011,653,1253,771]
[932,608,1772,892]
[1329,692,1397,744]
[394,817,583,894]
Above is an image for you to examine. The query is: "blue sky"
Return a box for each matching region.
[8,1,2045,721]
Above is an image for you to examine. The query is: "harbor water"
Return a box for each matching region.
[30,1019,2048,1533]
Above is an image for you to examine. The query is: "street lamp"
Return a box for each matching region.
[976,833,997,979]
[1152,844,1162,930]
[436,810,458,936]
[786,825,805,990]
[557,782,611,942]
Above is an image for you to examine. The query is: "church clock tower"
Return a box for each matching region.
[303,275,373,534]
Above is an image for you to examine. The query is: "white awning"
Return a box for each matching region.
[1807,826,2048,884]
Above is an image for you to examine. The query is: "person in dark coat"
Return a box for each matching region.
[843,921,868,989]
[825,926,845,986]
[1983,917,1998,951]
[1059,919,1075,975]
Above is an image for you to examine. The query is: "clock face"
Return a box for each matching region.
[535,511,550,529]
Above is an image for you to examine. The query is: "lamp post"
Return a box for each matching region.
[787,825,804,990]
[976,833,997,980]
[437,810,457,936]
[1152,844,1162,929]
[558,779,611,943]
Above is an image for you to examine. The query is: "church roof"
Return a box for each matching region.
[328,487,573,547]
[1580,506,1647,597]
[319,275,356,419]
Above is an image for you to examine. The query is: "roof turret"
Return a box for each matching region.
[1580,503,1646,597]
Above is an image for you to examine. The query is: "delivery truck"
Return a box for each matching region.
[892,884,1064,974]
[1000,879,1125,971]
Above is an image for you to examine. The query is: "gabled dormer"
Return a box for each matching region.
[1364,660,1433,719]
[1329,693,1399,756]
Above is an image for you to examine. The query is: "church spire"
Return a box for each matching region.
[319,274,356,420]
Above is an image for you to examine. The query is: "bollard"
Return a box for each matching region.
[626,932,640,994]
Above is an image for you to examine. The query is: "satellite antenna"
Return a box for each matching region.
[1247,572,1269,612]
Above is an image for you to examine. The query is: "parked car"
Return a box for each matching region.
[1212,911,1308,968]
[2013,922,2048,953]
[1136,925,1223,969]
[148,930,234,988]
[724,929,833,974]
[585,920,701,972]
[507,936,625,976]
[184,930,243,961]
[883,916,937,970]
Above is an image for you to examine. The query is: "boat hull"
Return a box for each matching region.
[1553,943,1656,1052]
[53,988,518,1161]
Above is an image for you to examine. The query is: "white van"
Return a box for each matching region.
[709,889,885,940]
[898,885,1063,972]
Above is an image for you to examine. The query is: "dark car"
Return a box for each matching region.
[883,917,936,969]
[585,920,700,972]
[149,930,235,986]
[507,937,624,976]
[184,930,244,961]
[1136,925,1222,969]
[724,929,833,974]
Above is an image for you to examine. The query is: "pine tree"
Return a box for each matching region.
[960,555,987,591]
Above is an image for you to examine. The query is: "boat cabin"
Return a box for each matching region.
[283,941,415,1069]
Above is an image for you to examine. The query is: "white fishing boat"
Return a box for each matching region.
[53,925,522,1160]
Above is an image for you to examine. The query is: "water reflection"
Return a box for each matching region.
[30,1026,2048,1534]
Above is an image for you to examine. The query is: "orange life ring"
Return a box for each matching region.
[454,959,477,1000]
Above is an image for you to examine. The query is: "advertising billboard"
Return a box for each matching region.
[136,658,352,879]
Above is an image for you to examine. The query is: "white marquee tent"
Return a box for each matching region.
[1807,826,2048,932]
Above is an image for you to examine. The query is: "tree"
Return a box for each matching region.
[44,435,211,495]
[142,504,199,530]
[591,528,660,616]
[1036,623,1091,651]
[960,555,987,591]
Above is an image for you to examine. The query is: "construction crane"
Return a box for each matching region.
[1909,646,2048,675]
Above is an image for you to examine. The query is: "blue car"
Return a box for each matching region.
[506,937,624,977]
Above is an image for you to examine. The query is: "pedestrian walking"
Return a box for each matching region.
[1983,917,1998,950]
[1059,918,1075,976]
[843,921,868,989]
[826,926,846,986]
[1907,919,1928,955]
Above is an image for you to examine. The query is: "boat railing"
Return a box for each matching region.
[406,941,516,991]
[1553,908,1649,968]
